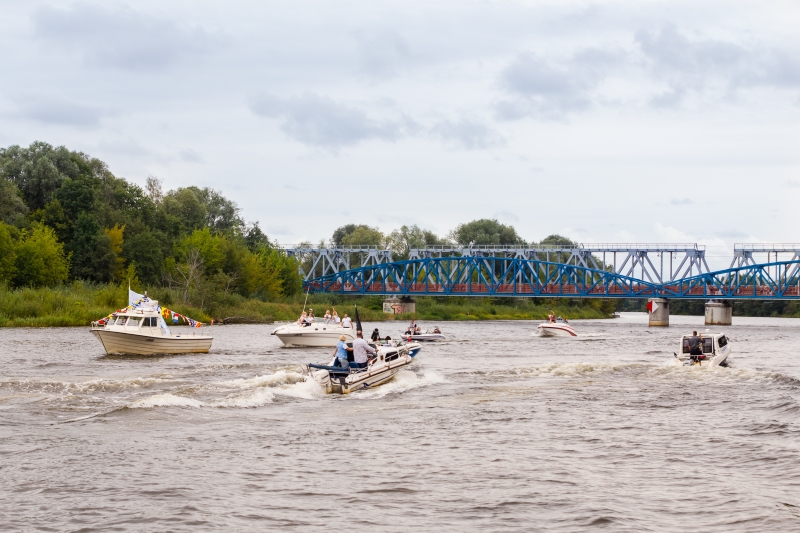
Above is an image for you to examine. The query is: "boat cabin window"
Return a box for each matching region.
[142,317,157,327]
[115,316,128,326]
[127,318,140,327]
[718,335,728,348]
[385,351,399,362]
[703,338,713,354]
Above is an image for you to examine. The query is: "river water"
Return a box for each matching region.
[2,313,800,532]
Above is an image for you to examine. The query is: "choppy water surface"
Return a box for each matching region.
[2,313,800,532]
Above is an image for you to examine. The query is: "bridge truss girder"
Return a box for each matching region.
[305,257,800,300]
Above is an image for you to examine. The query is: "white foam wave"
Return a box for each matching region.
[354,370,445,399]
[128,393,205,409]
[1,376,174,394]
[210,370,326,407]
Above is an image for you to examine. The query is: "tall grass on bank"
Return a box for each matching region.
[0,283,613,327]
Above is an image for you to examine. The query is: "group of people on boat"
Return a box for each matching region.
[297,308,351,328]
[403,319,441,336]
[334,330,375,371]
[547,312,568,324]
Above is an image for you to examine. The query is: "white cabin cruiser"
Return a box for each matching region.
[673,332,731,367]
[272,318,355,347]
[306,339,421,394]
[91,299,212,355]
[537,319,577,337]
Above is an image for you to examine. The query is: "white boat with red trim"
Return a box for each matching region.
[537,320,577,337]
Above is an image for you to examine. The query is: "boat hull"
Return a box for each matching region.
[274,330,355,347]
[91,329,213,355]
[538,324,577,337]
[403,333,446,342]
[673,352,730,368]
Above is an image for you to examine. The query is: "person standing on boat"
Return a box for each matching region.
[324,309,332,322]
[352,331,376,369]
[406,319,416,335]
[342,314,352,329]
[371,328,381,342]
[332,310,340,324]
[334,335,352,370]
[688,331,703,356]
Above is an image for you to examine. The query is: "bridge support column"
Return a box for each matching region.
[648,298,670,327]
[705,301,732,326]
[382,297,415,314]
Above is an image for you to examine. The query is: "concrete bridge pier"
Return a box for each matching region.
[383,297,416,314]
[648,298,670,327]
[705,301,732,326]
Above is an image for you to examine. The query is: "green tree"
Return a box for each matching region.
[332,224,376,246]
[450,219,525,246]
[0,142,79,211]
[340,226,385,246]
[179,228,225,273]
[69,213,115,282]
[161,188,207,233]
[0,180,28,226]
[123,229,164,286]
[13,224,70,287]
[387,225,447,259]
[539,234,576,247]
[0,221,16,284]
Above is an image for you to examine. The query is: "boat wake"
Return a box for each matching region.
[351,369,445,400]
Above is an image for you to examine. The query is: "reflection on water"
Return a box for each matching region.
[2,314,800,531]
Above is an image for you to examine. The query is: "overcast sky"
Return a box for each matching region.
[1,0,798,267]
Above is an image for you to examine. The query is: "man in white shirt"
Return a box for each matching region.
[352,330,376,368]
[341,314,352,329]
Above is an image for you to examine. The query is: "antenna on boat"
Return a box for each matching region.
[302,286,310,313]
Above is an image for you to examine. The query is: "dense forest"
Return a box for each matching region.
[0,141,792,324]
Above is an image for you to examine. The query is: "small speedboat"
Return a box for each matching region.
[673,333,731,367]
[401,330,446,342]
[272,318,355,347]
[306,340,421,394]
[537,320,577,337]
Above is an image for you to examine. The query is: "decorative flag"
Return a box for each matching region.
[647,300,659,313]
[128,288,145,306]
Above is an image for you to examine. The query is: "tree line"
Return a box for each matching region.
[0,142,301,307]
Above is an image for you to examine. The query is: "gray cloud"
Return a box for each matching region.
[12,97,108,127]
[636,25,800,106]
[670,198,694,205]
[495,48,623,119]
[353,29,413,79]
[33,3,222,70]
[430,118,505,150]
[250,92,416,148]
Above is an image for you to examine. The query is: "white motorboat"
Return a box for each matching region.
[306,340,420,394]
[400,330,446,342]
[272,318,355,347]
[537,320,577,337]
[673,332,731,367]
[91,298,212,355]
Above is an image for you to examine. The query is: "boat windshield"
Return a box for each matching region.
[115,316,128,326]
[127,318,141,327]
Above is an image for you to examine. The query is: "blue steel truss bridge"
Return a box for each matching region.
[284,243,800,300]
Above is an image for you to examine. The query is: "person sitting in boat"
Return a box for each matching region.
[687,331,703,359]
[548,312,555,323]
[308,309,315,319]
[433,327,441,334]
[334,335,352,370]
[414,325,421,335]
[324,309,332,322]
[297,311,308,326]
[332,310,340,324]
[406,319,417,335]
[352,330,376,369]
[371,328,381,342]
